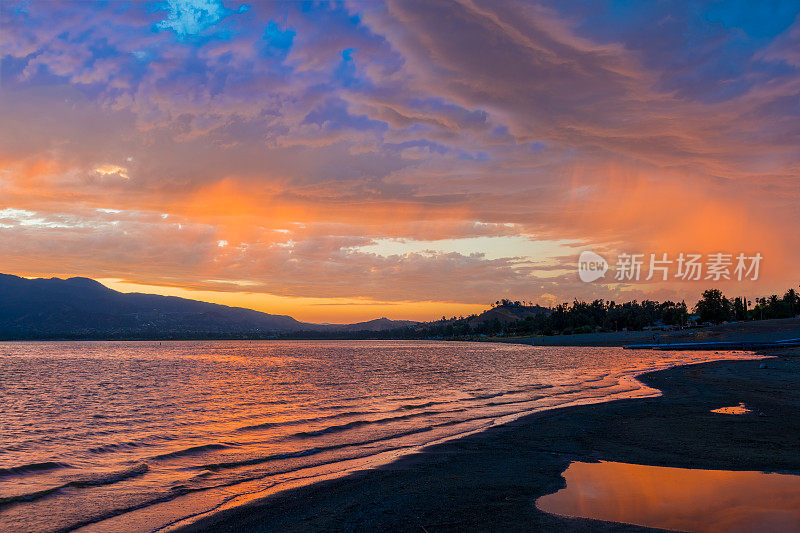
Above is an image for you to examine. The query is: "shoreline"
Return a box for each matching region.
[492,317,800,347]
[173,347,800,532]
[3,317,799,345]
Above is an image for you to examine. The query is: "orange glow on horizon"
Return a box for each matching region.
[95,279,487,323]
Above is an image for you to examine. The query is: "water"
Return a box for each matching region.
[537,461,800,532]
[0,340,756,532]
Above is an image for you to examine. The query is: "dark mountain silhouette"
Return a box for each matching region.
[0,274,415,339]
[317,317,418,332]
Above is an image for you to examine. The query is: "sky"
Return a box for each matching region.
[1,0,799,323]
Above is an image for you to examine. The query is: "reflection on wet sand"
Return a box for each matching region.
[711,402,752,415]
[536,461,800,533]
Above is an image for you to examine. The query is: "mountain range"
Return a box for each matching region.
[0,274,417,339]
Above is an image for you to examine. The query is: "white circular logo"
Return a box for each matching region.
[578,251,608,282]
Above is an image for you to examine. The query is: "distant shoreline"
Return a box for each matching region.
[490,316,800,347]
[172,347,800,532]
[4,316,798,345]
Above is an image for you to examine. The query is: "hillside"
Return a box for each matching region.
[468,303,551,327]
[0,274,415,339]
[313,317,419,332]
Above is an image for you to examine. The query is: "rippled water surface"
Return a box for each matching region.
[0,340,753,532]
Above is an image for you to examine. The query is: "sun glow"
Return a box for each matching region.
[95,278,486,323]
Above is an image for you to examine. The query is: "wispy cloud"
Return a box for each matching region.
[1,0,799,318]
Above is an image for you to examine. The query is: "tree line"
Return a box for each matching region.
[695,287,799,323]
[279,284,800,340]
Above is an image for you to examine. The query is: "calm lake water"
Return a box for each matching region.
[0,340,754,532]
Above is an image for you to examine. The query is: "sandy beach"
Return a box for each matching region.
[175,347,800,532]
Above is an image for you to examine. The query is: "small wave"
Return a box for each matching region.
[235,411,373,432]
[0,463,149,509]
[197,425,439,471]
[235,421,281,432]
[397,401,443,410]
[485,396,544,407]
[392,394,427,402]
[290,411,441,438]
[0,461,69,478]
[88,441,144,454]
[197,447,334,471]
[471,391,514,400]
[198,410,529,475]
[583,374,610,383]
[70,462,150,487]
[87,433,181,454]
[470,384,553,401]
[151,443,231,461]
[0,486,65,507]
[482,387,604,408]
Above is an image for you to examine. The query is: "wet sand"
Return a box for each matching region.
[178,349,800,532]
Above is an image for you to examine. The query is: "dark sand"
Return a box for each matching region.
[178,349,800,532]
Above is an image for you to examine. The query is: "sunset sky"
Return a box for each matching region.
[1,0,799,322]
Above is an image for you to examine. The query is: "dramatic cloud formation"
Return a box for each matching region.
[1,0,799,321]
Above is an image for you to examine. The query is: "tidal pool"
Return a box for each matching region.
[711,402,752,415]
[536,461,800,532]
